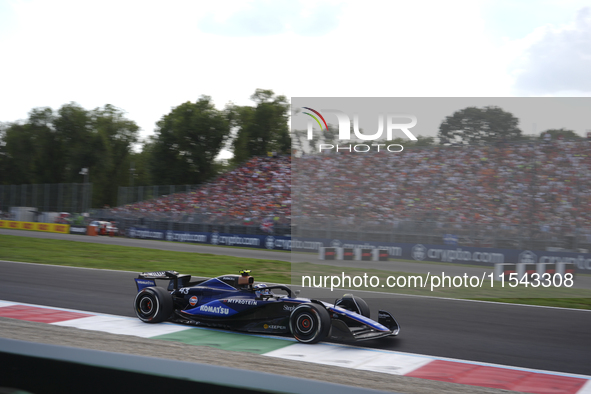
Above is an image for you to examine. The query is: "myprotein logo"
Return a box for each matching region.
[303,107,417,153]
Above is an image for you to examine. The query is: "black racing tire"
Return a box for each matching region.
[134,286,173,323]
[289,303,331,344]
[335,294,370,318]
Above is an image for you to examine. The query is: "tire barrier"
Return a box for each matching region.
[336,247,355,260]
[493,263,517,281]
[537,263,556,276]
[321,248,390,262]
[517,263,537,281]
[557,262,576,279]
[318,247,337,260]
[355,248,373,261]
[373,249,389,261]
[494,262,575,285]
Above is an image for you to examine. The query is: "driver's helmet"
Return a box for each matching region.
[254,283,270,299]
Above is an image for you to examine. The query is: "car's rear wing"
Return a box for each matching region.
[135,270,191,292]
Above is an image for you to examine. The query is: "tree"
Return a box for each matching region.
[28,108,66,184]
[0,107,66,185]
[228,104,256,165]
[230,89,289,163]
[0,124,8,183]
[128,142,153,187]
[290,122,341,156]
[410,135,436,147]
[54,103,101,184]
[90,104,139,207]
[539,128,582,140]
[150,96,231,185]
[0,103,139,208]
[1,122,39,184]
[438,106,522,145]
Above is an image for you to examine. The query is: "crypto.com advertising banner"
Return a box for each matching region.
[290,97,591,300]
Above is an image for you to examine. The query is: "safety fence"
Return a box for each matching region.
[0,183,91,215]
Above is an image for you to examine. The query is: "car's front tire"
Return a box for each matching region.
[134,286,173,323]
[289,303,331,344]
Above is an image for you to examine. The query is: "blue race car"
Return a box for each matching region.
[134,270,400,344]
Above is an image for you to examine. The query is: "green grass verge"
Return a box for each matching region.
[0,234,291,284]
[1,234,589,310]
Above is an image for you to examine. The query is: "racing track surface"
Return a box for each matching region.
[1,229,591,376]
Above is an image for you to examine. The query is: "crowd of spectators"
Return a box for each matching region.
[108,139,591,244]
[294,139,591,243]
[111,156,291,228]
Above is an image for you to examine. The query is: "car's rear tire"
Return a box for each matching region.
[289,303,331,344]
[335,294,370,318]
[134,286,173,323]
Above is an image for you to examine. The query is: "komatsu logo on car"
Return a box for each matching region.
[136,280,154,285]
[227,299,257,305]
[200,305,230,315]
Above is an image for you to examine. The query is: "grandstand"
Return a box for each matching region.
[105,156,292,236]
[101,139,591,251]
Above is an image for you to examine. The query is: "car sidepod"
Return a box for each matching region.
[177,295,293,334]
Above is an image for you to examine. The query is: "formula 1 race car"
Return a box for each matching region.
[133,270,400,344]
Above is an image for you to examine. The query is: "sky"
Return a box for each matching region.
[1,0,591,157]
